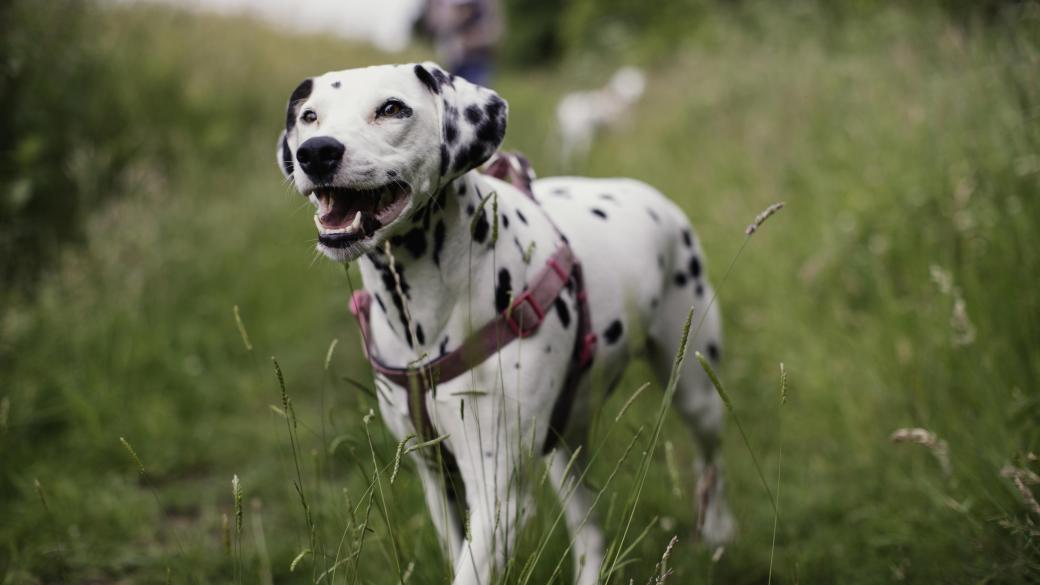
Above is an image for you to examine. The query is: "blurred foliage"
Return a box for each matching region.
[0,0,266,299]
[0,0,106,293]
[502,0,1035,65]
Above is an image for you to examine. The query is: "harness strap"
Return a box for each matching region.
[350,244,593,448]
[349,151,596,457]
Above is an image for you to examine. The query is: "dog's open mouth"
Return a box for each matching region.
[313,183,410,247]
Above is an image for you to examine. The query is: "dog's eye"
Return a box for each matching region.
[377,99,408,118]
[301,110,318,123]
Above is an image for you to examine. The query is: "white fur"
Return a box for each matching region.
[278,63,733,585]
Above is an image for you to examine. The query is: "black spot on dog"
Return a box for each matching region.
[332,81,341,89]
[485,96,505,122]
[552,188,570,198]
[647,208,660,223]
[414,64,439,94]
[451,143,476,173]
[689,256,702,278]
[285,78,313,130]
[377,263,413,347]
[431,67,451,88]
[391,228,427,259]
[445,119,459,144]
[544,345,552,354]
[604,320,624,344]
[457,182,467,196]
[657,255,665,268]
[650,297,659,308]
[415,323,425,345]
[439,336,450,356]
[374,293,387,313]
[466,203,475,216]
[472,208,490,243]
[495,269,512,313]
[476,117,502,143]
[516,209,528,225]
[674,272,688,286]
[465,104,483,124]
[600,193,616,202]
[591,208,608,220]
[695,284,704,297]
[707,342,721,362]
[682,229,693,248]
[432,220,446,267]
[386,169,398,178]
[501,214,509,229]
[554,297,571,328]
[439,144,450,176]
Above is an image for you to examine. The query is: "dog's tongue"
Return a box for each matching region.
[320,201,353,229]
[318,191,368,229]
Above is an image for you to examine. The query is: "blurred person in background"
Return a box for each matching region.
[424,0,502,86]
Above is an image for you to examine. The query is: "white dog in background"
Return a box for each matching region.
[556,66,647,165]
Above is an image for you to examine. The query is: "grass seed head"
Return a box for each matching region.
[1001,465,1040,517]
[289,548,311,572]
[119,436,146,475]
[33,478,50,513]
[745,202,785,235]
[324,338,339,371]
[890,428,951,477]
[233,304,253,351]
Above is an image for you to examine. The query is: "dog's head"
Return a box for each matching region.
[277,62,508,262]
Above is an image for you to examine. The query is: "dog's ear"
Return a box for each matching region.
[276,130,294,178]
[414,62,508,180]
[277,78,314,179]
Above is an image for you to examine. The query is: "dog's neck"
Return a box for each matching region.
[357,171,546,362]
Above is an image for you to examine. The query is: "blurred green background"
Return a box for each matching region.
[1,0,1038,583]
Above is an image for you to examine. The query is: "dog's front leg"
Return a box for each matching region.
[441,394,537,585]
[451,447,526,585]
[414,458,465,565]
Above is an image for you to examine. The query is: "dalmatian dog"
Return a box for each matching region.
[276,63,734,585]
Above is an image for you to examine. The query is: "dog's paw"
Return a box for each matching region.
[695,462,738,547]
[699,493,737,547]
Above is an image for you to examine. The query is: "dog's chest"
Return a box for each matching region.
[357,174,571,368]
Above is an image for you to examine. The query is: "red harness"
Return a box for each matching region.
[349,153,597,454]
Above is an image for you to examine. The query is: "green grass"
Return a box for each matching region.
[2,2,1039,584]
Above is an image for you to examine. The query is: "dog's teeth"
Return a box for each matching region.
[351,211,363,230]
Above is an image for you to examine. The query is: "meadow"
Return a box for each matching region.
[1,2,1039,583]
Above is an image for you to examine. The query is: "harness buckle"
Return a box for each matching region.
[506,291,544,338]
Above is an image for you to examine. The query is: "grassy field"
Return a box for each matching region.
[2,2,1039,584]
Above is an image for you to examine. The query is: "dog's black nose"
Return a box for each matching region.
[296,137,345,180]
